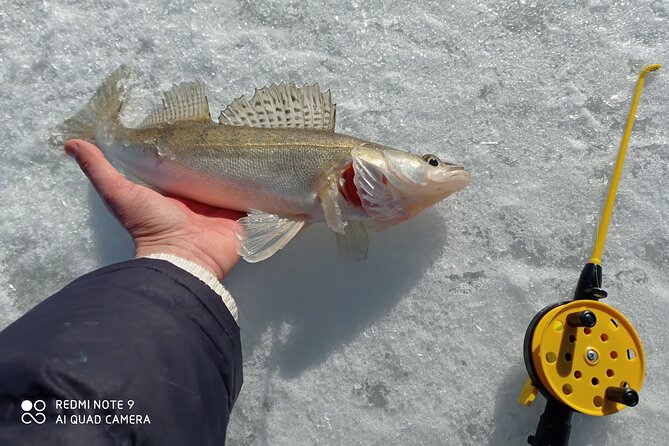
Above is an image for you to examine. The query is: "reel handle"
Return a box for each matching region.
[566,310,597,328]
[605,386,639,407]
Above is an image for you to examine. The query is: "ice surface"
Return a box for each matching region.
[1,0,668,444]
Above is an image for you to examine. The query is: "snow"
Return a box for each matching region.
[1,0,668,444]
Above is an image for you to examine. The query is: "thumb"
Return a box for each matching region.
[64,139,137,210]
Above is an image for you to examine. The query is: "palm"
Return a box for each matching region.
[128,186,244,278]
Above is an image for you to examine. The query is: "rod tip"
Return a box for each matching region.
[642,64,661,73]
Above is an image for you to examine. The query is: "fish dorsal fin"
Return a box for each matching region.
[140,81,211,127]
[218,83,336,131]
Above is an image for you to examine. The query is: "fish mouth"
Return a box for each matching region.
[430,165,470,184]
[452,168,471,185]
[445,164,465,172]
[424,168,470,203]
[442,168,470,188]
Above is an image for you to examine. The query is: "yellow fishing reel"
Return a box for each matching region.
[521,299,644,416]
[518,64,660,446]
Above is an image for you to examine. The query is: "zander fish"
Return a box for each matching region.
[58,66,470,262]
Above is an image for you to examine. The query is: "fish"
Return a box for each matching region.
[57,66,470,262]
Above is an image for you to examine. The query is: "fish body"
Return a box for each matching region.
[115,124,371,219]
[60,66,470,262]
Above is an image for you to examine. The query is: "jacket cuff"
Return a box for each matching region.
[140,253,238,322]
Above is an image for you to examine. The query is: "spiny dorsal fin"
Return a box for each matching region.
[140,81,211,127]
[218,83,336,131]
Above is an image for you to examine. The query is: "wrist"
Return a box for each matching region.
[139,253,239,322]
[135,242,226,280]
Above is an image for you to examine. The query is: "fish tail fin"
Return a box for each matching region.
[51,65,132,147]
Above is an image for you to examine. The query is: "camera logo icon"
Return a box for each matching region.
[21,400,46,424]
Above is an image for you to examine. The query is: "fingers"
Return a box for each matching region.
[64,139,137,210]
[64,139,242,226]
[64,139,125,189]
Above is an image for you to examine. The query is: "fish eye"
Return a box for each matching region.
[422,154,441,167]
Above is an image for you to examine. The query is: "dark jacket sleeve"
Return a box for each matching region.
[0,258,242,446]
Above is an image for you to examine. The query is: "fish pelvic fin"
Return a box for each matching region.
[51,65,131,147]
[335,221,369,261]
[236,211,306,263]
[219,83,336,131]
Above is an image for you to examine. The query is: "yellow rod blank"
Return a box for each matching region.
[589,64,661,265]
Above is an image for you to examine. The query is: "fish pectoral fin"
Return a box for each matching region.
[219,83,336,131]
[236,211,306,263]
[335,221,369,261]
[139,81,211,127]
[318,175,346,234]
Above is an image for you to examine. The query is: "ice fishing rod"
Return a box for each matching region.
[517,63,661,446]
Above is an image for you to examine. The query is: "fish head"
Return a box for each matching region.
[349,146,470,223]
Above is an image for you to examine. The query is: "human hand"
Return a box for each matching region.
[64,139,244,280]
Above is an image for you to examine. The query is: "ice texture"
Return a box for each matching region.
[1,0,668,444]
